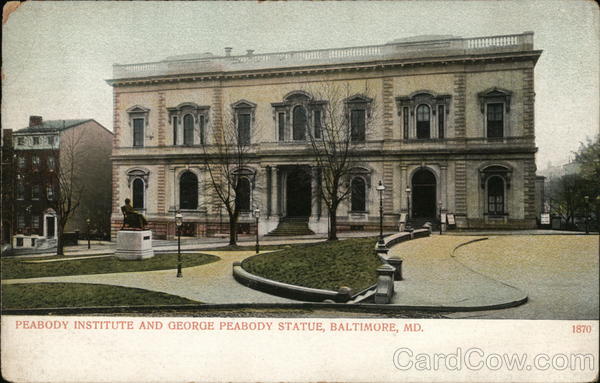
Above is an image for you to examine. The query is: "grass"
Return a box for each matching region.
[1,253,219,280]
[1,283,200,309]
[241,237,382,292]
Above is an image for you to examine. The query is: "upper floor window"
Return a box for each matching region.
[32,215,40,230]
[133,118,144,147]
[478,88,512,139]
[32,155,41,169]
[346,95,372,142]
[126,105,150,147]
[396,92,451,140]
[232,100,256,146]
[313,110,322,139]
[17,156,26,168]
[17,137,25,146]
[32,184,41,200]
[416,104,431,139]
[33,137,40,145]
[47,136,55,146]
[47,156,55,170]
[17,214,25,229]
[293,106,307,141]
[277,112,285,142]
[167,103,210,146]
[183,114,194,146]
[16,181,25,200]
[46,185,54,201]
[486,103,504,138]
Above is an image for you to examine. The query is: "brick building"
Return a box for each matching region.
[8,117,113,251]
[107,32,542,239]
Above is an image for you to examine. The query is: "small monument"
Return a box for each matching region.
[115,199,154,260]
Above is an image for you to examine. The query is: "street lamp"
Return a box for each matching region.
[254,207,261,254]
[584,196,590,234]
[377,180,386,249]
[86,218,91,249]
[405,187,411,220]
[438,201,443,235]
[175,212,183,278]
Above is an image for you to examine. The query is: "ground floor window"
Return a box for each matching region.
[351,177,366,212]
[132,178,144,209]
[487,176,504,215]
[180,171,198,209]
[235,177,251,211]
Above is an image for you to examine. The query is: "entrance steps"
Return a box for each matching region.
[266,217,315,236]
[407,217,439,231]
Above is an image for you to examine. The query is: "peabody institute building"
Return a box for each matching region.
[108,32,542,239]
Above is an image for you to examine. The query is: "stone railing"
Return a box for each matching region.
[112,32,534,80]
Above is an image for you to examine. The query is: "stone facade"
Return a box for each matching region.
[108,32,542,239]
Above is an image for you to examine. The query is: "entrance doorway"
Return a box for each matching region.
[412,168,437,218]
[45,216,56,238]
[286,167,311,217]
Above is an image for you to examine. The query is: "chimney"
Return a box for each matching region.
[225,47,232,57]
[29,116,43,127]
[246,49,254,57]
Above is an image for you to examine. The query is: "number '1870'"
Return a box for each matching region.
[572,325,592,333]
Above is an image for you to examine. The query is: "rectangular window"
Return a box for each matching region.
[16,181,25,200]
[199,115,205,145]
[133,118,144,147]
[172,116,178,145]
[47,185,54,201]
[278,112,285,142]
[32,156,40,169]
[48,156,55,170]
[16,237,24,247]
[48,136,55,145]
[403,107,409,139]
[314,110,322,139]
[33,137,40,145]
[17,137,24,146]
[487,103,504,138]
[350,109,366,141]
[238,113,251,145]
[32,215,40,229]
[18,156,26,168]
[438,105,445,139]
[17,215,25,229]
[32,184,41,200]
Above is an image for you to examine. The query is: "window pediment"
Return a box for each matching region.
[478,87,512,113]
[396,91,451,116]
[231,99,257,109]
[126,105,150,114]
[126,167,150,189]
[479,164,512,189]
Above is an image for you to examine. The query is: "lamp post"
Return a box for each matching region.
[175,212,183,277]
[86,218,91,249]
[584,196,590,234]
[438,201,443,235]
[405,187,411,220]
[254,207,260,254]
[377,181,385,248]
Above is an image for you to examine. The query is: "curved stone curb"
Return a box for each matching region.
[233,262,352,303]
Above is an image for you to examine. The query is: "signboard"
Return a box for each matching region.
[540,213,550,225]
[399,213,407,223]
[447,214,455,225]
[440,213,447,224]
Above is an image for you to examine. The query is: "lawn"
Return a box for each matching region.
[241,237,382,292]
[1,253,219,280]
[1,283,200,309]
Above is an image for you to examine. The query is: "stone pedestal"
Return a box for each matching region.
[115,230,154,260]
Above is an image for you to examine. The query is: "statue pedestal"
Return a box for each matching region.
[115,230,154,260]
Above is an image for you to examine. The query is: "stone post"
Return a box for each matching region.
[374,263,396,304]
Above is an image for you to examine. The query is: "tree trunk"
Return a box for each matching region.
[56,224,65,256]
[328,210,338,241]
[228,217,237,246]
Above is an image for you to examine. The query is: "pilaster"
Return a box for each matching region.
[453,72,466,138]
[157,92,166,146]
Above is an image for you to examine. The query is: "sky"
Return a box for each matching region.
[2,0,598,169]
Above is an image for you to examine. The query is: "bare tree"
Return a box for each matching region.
[200,105,257,246]
[303,82,376,240]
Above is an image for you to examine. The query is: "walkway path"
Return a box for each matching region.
[387,236,528,310]
[2,250,294,304]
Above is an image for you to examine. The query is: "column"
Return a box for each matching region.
[311,167,319,218]
[169,167,176,212]
[266,166,272,217]
[400,166,408,212]
[272,167,279,216]
[440,165,448,211]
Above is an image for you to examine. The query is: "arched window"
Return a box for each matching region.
[351,177,366,212]
[487,176,504,215]
[183,114,194,146]
[179,171,198,210]
[293,106,307,141]
[235,177,251,211]
[132,178,144,209]
[416,104,431,139]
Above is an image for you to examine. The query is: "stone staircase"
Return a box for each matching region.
[406,217,439,232]
[266,217,315,236]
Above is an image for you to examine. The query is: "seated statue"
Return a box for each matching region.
[121,198,148,230]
